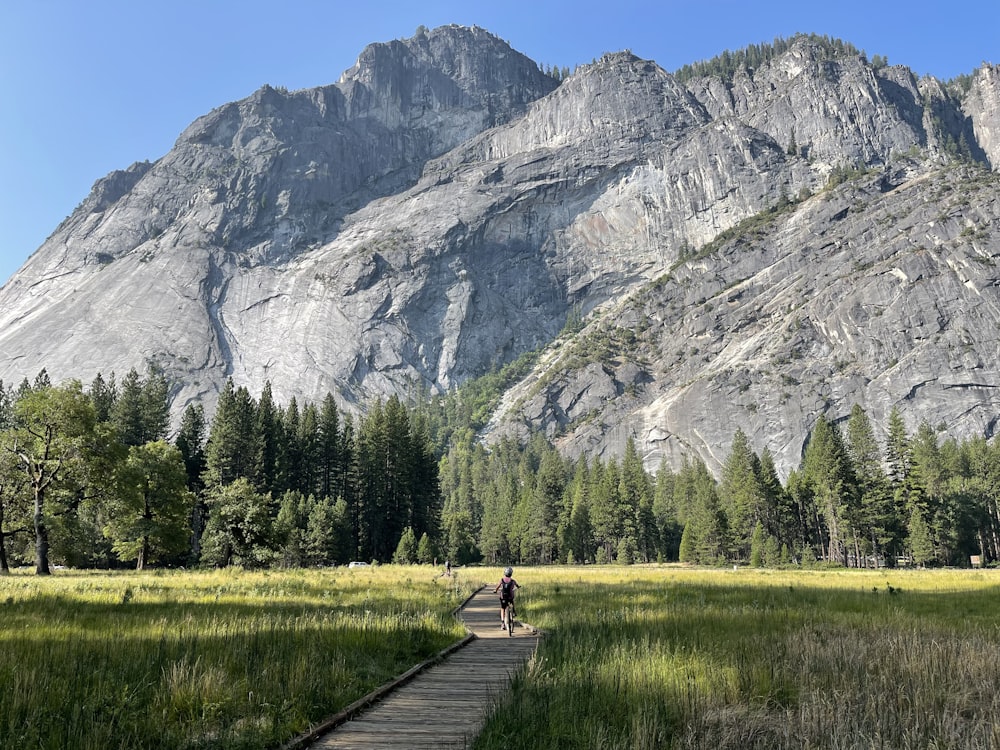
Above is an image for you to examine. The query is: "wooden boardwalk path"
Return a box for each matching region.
[304,586,540,749]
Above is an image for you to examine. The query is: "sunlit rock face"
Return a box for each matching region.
[1,28,998,476]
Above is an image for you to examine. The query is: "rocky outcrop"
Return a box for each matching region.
[0,28,997,477]
[965,64,1000,169]
[0,25,558,409]
[685,41,927,171]
[488,163,1000,475]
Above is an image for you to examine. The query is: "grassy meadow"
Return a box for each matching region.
[474,566,1000,750]
[5,564,1000,749]
[0,565,474,749]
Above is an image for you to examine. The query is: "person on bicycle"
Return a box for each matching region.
[493,566,520,629]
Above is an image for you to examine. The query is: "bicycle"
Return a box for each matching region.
[502,599,516,636]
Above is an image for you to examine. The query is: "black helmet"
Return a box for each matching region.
[504,566,513,576]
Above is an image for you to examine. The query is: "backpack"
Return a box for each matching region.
[500,577,515,600]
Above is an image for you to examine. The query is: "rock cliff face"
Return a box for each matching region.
[965,64,1000,168]
[0,25,556,408]
[488,162,1000,474]
[0,26,998,476]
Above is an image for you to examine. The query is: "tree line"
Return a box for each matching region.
[436,404,1000,569]
[0,370,441,574]
[673,33,871,84]
[3,367,1000,574]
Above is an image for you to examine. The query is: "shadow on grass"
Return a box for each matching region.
[0,574,469,750]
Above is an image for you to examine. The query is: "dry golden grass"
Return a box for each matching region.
[0,565,475,749]
[475,565,1000,750]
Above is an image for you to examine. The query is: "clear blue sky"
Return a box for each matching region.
[2,0,996,286]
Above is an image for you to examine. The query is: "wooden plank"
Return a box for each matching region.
[295,586,540,749]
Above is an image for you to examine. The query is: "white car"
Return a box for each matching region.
[348,561,369,568]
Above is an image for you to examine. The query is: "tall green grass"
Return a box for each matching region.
[474,566,1000,749]
[0,566,474,749]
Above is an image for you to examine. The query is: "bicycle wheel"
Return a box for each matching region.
[507,604,515,636]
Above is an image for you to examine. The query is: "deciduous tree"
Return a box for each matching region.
[200,477,275,568]
[104,440,193,569]
[3,382,99,574]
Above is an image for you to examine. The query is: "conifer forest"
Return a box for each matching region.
[2,366,999,574]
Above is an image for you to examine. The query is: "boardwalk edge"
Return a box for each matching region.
[281,585,485,750]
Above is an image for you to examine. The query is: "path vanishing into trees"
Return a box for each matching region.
[292,585,541,750]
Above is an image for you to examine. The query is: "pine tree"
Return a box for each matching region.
[907,505,935,566]
[110,367,169,447]
[590,458,622,560]
[445,509,479,564]
[353,396,426,562]
[911,421,946,508]
[406,410,442,546]
[616,535,636,565]
[298,402,321,497]
[885,406,911,490]
[750,521,767,567]
[510,440,543,563]
[720,427,765,560]
[621,438,654,561]
[140,367,170,442]
[652,458,681,560]
[203,381,262,488]
[678,458,726,564]
[763,534,782,566]
[393,526,418,563]
[355,399,386,560]
[845,404,897,564]
[568,497,594,563]
[965,437,1000,562]
[175,404,206,491]
[88,372,117,422]
[304,495,348,565]
[678,522,694,563]
[382,395,415,558]
[523,447,564,563]
[256,383,282,495]
[758,447,791,541]
[935,437,981,565]
[801,416,853,564]
[909,421,950,564]
[111,369,145,447]
[478,445,517,564]
[276,398,302,495]
[317,393,340,501]
[175,403,207,561]
[417,532,435,564]
[337,413,358,556]
[783,468,811,555]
